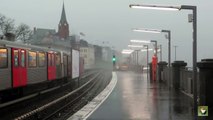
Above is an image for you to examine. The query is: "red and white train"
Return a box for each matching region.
[0,40,84,101]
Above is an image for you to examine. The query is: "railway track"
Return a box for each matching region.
[0,69,103,120]
[14,69,111,120]
[50,70,112,120]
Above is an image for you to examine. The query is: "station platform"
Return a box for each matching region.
[70,71,193,120]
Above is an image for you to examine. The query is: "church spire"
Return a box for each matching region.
[58,2,69,39]
[60,2,67,24]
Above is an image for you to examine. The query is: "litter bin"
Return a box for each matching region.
[172,61,187,90]
[197,59,213,119]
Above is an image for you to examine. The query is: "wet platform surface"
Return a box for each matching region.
[87,71,193,120]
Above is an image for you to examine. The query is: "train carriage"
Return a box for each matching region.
[0,39,84,102]
[0,47,12,91]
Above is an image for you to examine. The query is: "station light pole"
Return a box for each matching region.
[159,44,162,61]
[143,45,149,79]
[150,40,157,57]
[130,4,197,120]
[132,28,171,68]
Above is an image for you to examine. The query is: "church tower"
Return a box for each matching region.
[58,2,69,39]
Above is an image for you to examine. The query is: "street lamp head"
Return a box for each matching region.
[130,39,151,43]
[122,49,134,54]
[129,4,181,11]
[132,28,161,34]
[122,51,133,54]
[141,48,153,52]
[128,45,144,48]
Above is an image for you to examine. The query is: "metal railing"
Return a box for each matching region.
[162,66,199,98]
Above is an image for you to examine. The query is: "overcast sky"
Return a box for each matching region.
[0,0,213,67]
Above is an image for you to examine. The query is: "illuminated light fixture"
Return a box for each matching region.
[141,48,153,52]
[122,49,134,54]
[128,45,144,48]
[143,67,148,70]
[129,4,181,11]
[157,49,161,52]
[122,51,132,54]
[130,40,151,43]
[132,28,161,34]
[122,49,134,52]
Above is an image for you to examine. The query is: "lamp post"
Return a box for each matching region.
[143,45,149,79]
[159,44,162,61]
[150,40,157,57]
[162,30,171,68]
[130,4,197,120]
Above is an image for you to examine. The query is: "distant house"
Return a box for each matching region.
[80,44,95,69]
[32,28,56,45]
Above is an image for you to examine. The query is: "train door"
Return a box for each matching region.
[48,52,56,80]
[48,53,52,80]
[12,48,27,87]
[52,53,56,79]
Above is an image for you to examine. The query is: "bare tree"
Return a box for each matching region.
[0,14,15,34]
[0,14,15,41]
[15,23,32,43]
[0,14,6,35]
[0,14,32,42]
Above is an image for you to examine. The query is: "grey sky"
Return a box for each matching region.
[0,0,213,66]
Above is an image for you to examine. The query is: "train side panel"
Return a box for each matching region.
[72,50,79,79]
[27,51,47,84]
[0,48,12,90]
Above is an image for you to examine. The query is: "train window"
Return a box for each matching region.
[20,50,25,67]
[38,52,45,67]
[56,54,61,65]
[28,51,37,67]
[0,48,8,68]
[14,50,19,67]
[48,53,51,66]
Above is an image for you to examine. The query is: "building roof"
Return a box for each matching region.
[59,2,68,24]
[34,28,56,37]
